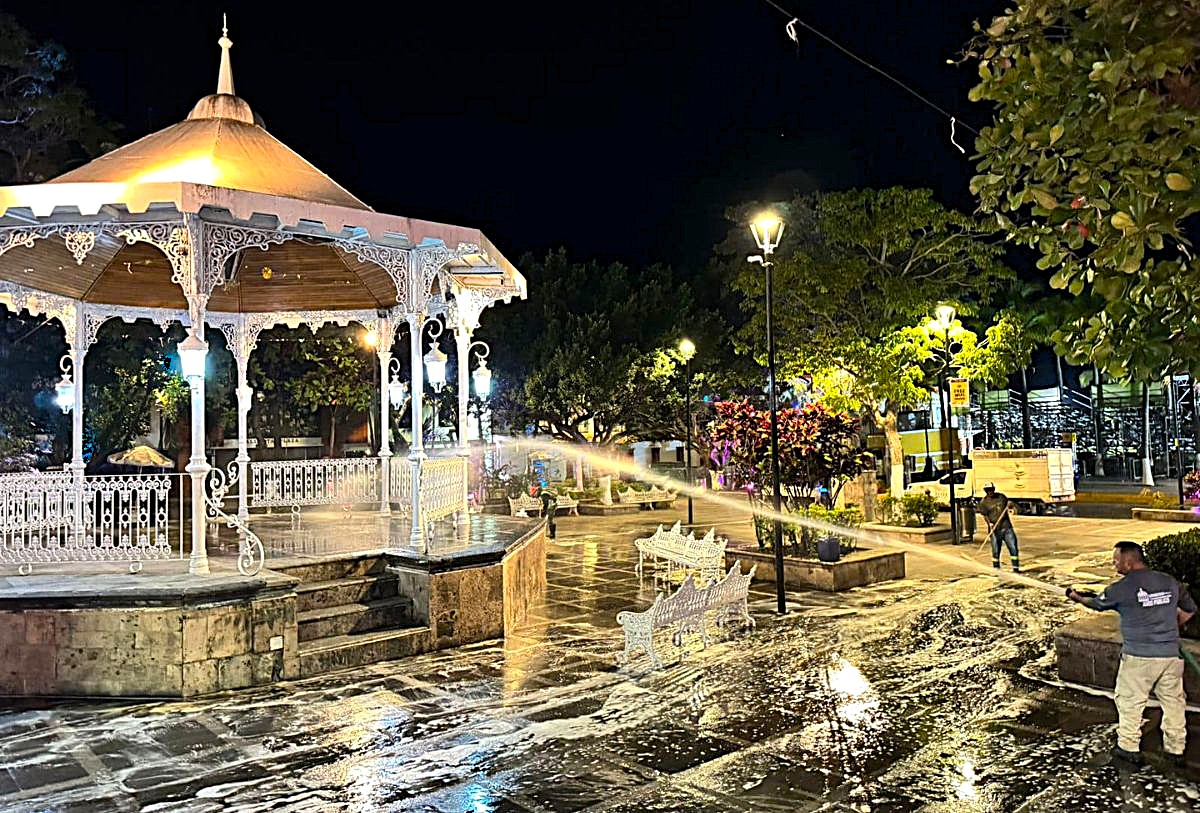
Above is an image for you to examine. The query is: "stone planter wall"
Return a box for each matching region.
[1056,614,1200,700]
[862,523,953,545]
[1130,507,1200,523]
[725,547,905,592]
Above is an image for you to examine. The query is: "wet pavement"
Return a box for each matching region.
[2,508,1199,812]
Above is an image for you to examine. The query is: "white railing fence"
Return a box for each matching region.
[421,457,468,522]
[250,457,379,510]
[0,472,183,573]
[390,457,413,516]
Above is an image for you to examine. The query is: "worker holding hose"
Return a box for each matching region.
[976,483,1019,572]
[1067,541,1197,766]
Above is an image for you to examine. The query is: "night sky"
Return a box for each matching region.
[19,1,1003,272]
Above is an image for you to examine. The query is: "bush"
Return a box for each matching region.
[876,493,939,527]
[900,493,939,527]
[1144,529,1200,639]
[752,503,862,559]
[1139,488,1179,510]
[1184,470,1200,503]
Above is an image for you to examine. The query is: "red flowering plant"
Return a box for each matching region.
[1184,470,1200,504]
[703,400,871,552]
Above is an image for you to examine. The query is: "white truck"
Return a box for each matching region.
[905,448,1076,514]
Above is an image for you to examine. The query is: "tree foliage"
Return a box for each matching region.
[720,188,1021,494]
[0,14,116,182]
[968,0,1200,380]
[703,400,870,497]
[479,249,695,445]
[286,330,375,456]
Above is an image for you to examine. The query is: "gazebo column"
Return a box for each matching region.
[407,312,427,550]
[453,322,471,526]
[67,307,86,539]
[234,353,251,525]
[377,315,393,517]
[183,318,210,575]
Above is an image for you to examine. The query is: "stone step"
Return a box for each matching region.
[298,627,431,678]
[297,598,415,642]
[269,554,388,584]
[295,575,399,613]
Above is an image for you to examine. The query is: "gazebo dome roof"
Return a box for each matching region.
[47,23,370,212]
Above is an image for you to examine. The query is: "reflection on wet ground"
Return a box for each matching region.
[2,517,1199,812]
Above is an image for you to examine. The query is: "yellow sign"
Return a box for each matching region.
[949,378,969,408]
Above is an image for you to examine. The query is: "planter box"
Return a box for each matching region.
[1055,615,1200,701]
[726,546,905,592]
[1130,507,1200,523]
[862,522,953,545]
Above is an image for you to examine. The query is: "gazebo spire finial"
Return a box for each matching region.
[217,13,234,96]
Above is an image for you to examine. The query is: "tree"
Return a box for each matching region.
[287,330,374,457]
[479,249,694,446]
[721,188,1016,495]
[967,0,1200,384]
[703,400,870,499]
[0,14,116,182]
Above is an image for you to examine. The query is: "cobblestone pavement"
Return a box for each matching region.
[2,508,1199,812]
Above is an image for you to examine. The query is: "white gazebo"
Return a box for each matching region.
[0,25,525,576]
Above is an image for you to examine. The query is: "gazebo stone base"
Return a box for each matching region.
[0,519,546,698]
[0,570,300,697]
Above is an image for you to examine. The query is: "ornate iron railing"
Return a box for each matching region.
[206,463,265,576]
[0,472,183,573]
[250,457,379,509]
[389,456,413,516]
[421,456,467,522]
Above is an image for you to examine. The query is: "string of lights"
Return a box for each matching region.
[758,0,982,151]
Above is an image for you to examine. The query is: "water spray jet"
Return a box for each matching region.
[495,437,1066,596]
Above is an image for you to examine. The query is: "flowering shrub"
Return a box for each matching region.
[1184,470,1200,503]
[703,400,871,499]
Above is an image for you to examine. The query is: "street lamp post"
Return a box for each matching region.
[750,212,786,615]
[934,304,959,544]
[678,338,696,526]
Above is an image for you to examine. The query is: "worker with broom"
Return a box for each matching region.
[1067,541,1197,766]
[976,482,1020,572]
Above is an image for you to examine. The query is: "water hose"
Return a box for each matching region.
[1181,644,1200,678]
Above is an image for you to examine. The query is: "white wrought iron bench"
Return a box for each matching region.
[508,491,580,517]
[616,485,677,508]
[633,521,726,586]
[508,493,542,516]
[617,561,756,667]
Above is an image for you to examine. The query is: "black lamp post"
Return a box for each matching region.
[679,338,697,525]
[934,304,959,544]
[750,212,787,615]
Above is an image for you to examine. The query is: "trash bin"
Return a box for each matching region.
[955,500,976,543]
[817,536,842,563]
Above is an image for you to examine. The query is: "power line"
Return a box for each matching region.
[758,0,981,143]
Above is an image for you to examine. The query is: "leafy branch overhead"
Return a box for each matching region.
[968,0,1200,380]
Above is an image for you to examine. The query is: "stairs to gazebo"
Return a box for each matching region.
[271,554,428,678]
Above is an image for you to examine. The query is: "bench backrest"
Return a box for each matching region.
[642,559,754,627]
[508,494,542,513]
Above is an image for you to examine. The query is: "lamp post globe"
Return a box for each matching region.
[54,372,75,414]
[423,343,448,392]
[472,358,492,399]
[178,330,209,380]
[749,211,787,615]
